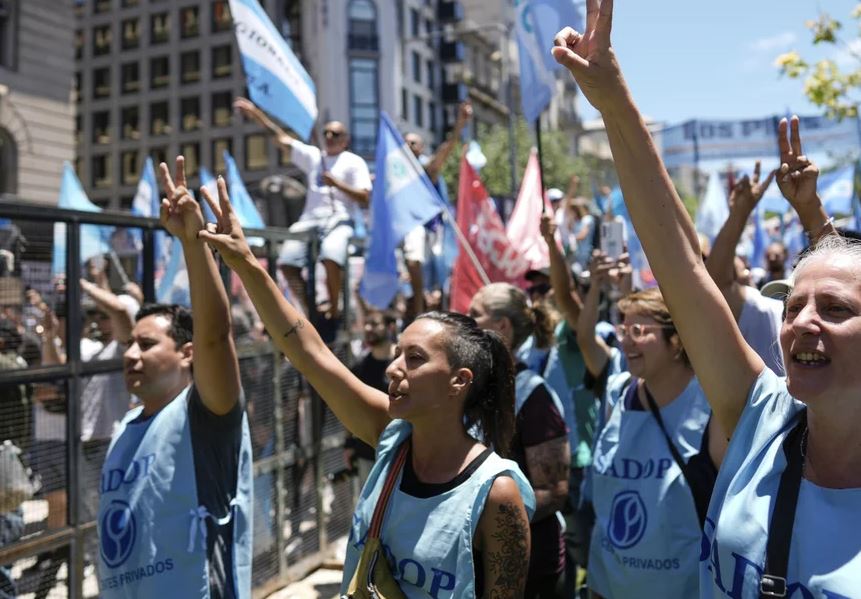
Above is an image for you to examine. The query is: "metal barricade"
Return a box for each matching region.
[0,201,358,598]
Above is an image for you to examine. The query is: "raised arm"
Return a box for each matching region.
[552,1,762,436]
[79,278,133,344]
[233,97,297,156]
[197,180,391,446]
[424,101,472,182]
[575,252,614,378]
[540,213,583,329]
[705,162,775,320]
[159,157,240,416]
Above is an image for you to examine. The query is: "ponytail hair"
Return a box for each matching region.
[416,312,516,458]
[473,282,556,350]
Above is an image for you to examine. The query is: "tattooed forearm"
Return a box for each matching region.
[283,319,305,339]
[486,502,528,599]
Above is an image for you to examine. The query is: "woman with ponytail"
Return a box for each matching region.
[191,176,534,599]
[470,283,570,598]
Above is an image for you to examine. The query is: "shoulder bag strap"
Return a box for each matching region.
[367,439,411,540]
[642,383,689,476]
[759,410,807,598]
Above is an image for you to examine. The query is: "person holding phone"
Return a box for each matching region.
[574,251,726,598]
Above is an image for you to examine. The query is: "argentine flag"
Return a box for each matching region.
[360,112,448,309]
[131,157,163,279]
[223,150,266,246]
[52,163,112,276]
[229,0,317,140]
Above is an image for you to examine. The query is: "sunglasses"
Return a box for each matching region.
[323,130,344,139]
[614,323,674,341]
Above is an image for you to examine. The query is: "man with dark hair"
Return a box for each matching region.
[97,158,251,599]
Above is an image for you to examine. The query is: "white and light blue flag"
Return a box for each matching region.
[130,157,163,279]
[749,205,768,269]
[229,0,318,140]
[696,171,729,242]
[199,167,219,224]
[360,112,448,309]
[224,150,266,245]
[52,162,112,276]
[818,164,856,216]
[515,0,582,123]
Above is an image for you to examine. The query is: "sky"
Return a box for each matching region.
[574,0,860,125]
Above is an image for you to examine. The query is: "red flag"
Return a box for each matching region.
[506,149,554,270]
[450,156,530,313]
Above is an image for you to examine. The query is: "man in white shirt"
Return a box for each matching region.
[234,98,371,321]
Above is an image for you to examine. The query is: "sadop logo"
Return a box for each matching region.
[101,500,136,568]
[608,490,648,549]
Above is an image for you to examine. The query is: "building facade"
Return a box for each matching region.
[0,0,76,204]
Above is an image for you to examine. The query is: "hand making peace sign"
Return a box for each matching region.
[196,176,254,271]
[551,0,626,112]
[158,156,205,245]
[776,116,821,214]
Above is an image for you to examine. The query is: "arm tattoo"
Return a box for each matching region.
[487,502,528,598]
[283,319,305,339]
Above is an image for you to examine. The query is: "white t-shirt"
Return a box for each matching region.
[738,286,784,375]
[289,140,372,222]
[80,338,131,442]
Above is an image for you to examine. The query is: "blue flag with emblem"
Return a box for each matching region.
[515,0,582,122]
[228,0,318,140]
[52,162,112,276]
[360,112,448,309]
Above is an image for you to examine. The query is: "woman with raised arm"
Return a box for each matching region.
[195,178,534,599]
[553,2,861,596]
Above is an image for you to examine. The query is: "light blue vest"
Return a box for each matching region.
[97,386,253,598]
[342,420,535,599]
[700,368,861,598]
[588,374,710,598]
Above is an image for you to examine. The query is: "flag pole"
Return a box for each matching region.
[438,203,491,286]
[534,116,546,206]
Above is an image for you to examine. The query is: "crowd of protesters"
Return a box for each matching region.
[3,1,861,598]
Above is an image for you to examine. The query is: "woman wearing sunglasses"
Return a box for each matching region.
[575,253,726,598]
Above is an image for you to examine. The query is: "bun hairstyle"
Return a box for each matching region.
[617,287,690,367]
[415,312,516,458]
[473,282,555,350]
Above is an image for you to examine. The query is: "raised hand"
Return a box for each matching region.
[197,176,254,271]
[233,97,261,121]
[551,0,626,112]
[730,161,776,214]
[159,157,205,244]
[776,116,820,213]
[540,213,557,241]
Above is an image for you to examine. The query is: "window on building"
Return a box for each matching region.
[121,151,139,185]
[93,67,111,98]
[121,62,140,94]
[121,18,139,49]
[212,92,232,127]
[121,106,140,140]
[150,56,169,89]
[74,72,82,103]
[212,46,231,78]
[92,111,111,144]
[150,101,170,136]
[348,57,378,155]
[212,139,232,173]
[151,13,170,44]
[429,100,436,133]
[427,59,435,89]
[75,30,84,60]
[181,97,201,131]
[245,134,268,170]
[121,0,139,7]
[180,143,200,177]
[411,51,421,83]
[180,7,199,38]
[94,0,111,14]
[75,114,82,145]
[0,128,17,196]
[211,1,231,32]
[280,0,302,56]
[409,8,419,37]
[151,147,167,167]
[93,24,111,56]
[181,51,200,83]
[413,95,423,128]
[347,0,378,51]
[92,154,112,188]
[401,87,409,121]
[0,0,17,69]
